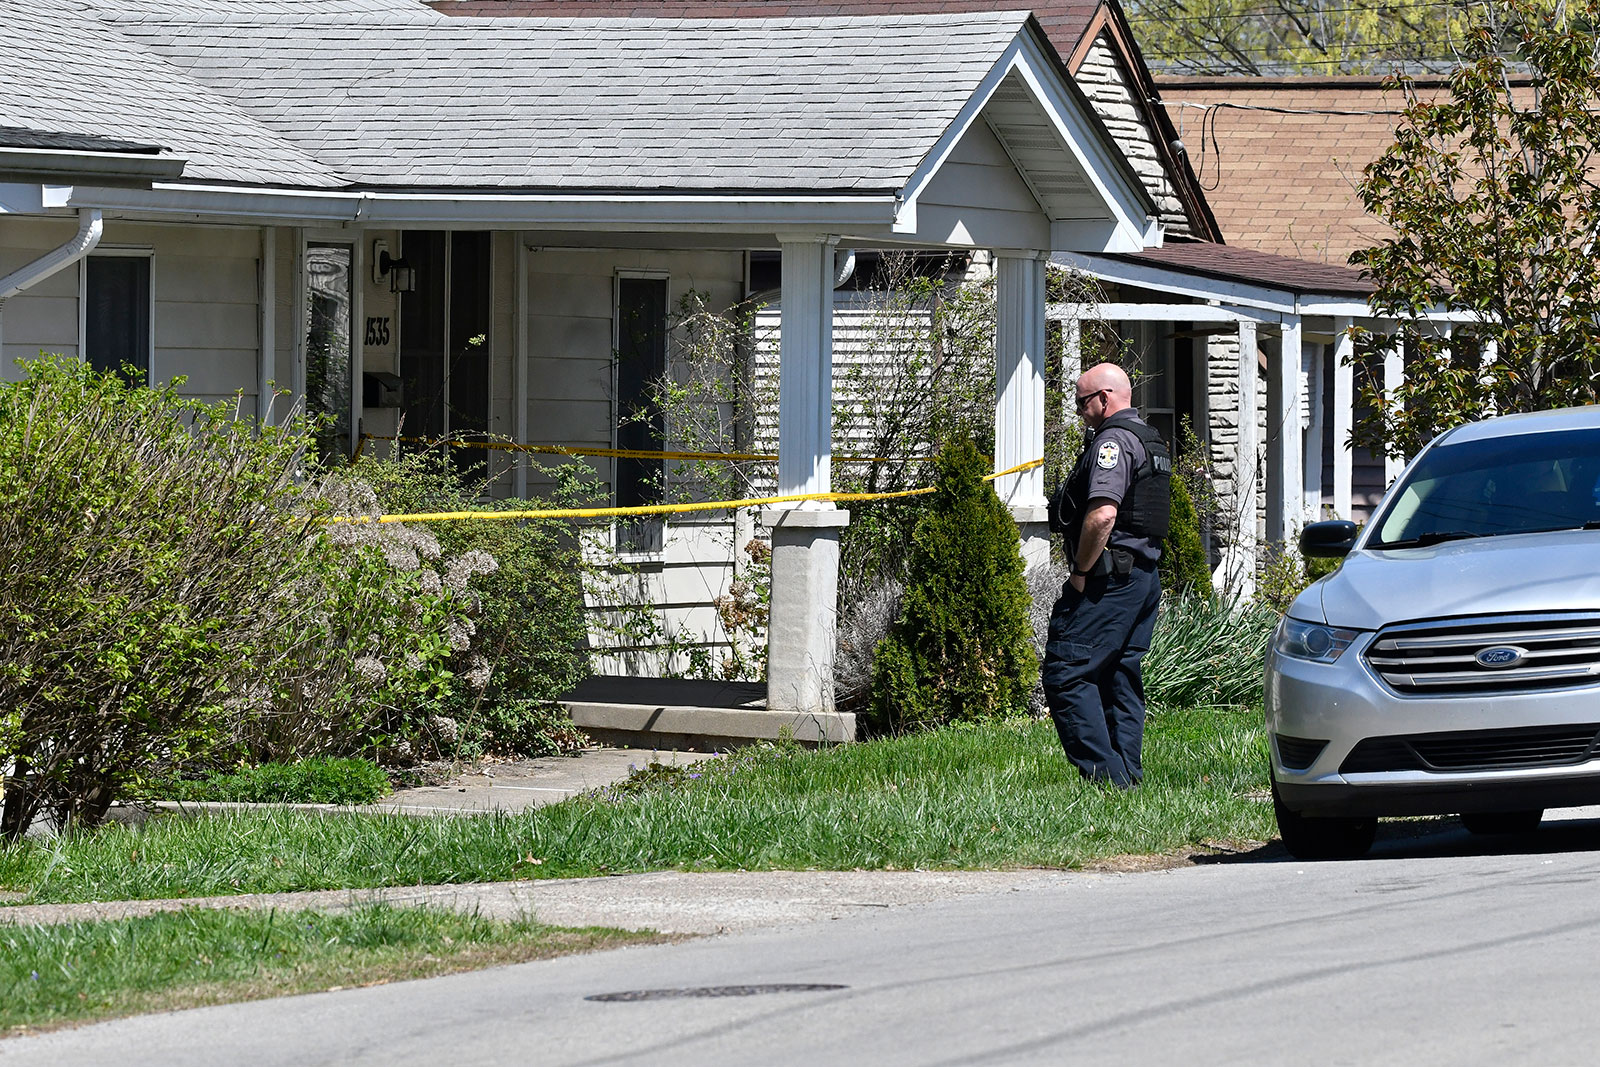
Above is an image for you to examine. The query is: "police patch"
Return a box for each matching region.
[1095,440,1121,470]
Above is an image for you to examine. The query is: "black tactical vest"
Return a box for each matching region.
[1049,413,1173,541]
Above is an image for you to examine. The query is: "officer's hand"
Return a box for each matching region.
[1069,574,1086,594]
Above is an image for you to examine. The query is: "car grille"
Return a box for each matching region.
[1364,615,1600,695]
[1274,735,1329,770]
[1340,723,1600,774]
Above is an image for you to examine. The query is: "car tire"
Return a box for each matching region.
[1272,780,1377,860]
[1460,809,1543,836]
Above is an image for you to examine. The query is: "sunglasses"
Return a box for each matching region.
[1074,388,1106,411]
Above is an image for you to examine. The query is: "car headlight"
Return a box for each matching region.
[1275,618,1362,663]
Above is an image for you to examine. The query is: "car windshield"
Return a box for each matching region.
[1370,426,1600,548]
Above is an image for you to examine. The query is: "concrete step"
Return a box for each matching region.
[561,676,856,750]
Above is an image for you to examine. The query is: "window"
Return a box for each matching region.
[398,231,492,477]
[615,275,667,554]
[84,254,151,380]
[305,243,354,460]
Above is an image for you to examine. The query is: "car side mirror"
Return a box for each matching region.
[1299,520,1359,558]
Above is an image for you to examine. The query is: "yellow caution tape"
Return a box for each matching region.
[330,458,1043,524]
[355,434,933,466]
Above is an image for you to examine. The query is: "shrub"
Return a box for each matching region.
[0,359,332,838]
[350,445,595,757]
[1254,543,1341,614]
[869,438,1038,732]
[230,473,484,765]
[1161,474,1213,596]
[150,757,392,805]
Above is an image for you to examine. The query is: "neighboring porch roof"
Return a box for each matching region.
[1110,242,1374,299]
[1,0,1158,251]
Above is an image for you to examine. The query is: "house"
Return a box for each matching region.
[0,0,1162,738]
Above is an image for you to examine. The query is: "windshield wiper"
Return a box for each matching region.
[1373,530,1487,549]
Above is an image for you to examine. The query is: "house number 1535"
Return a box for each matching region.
[364,317,391,346]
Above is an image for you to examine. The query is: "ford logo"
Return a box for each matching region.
[1475,646,1526,668]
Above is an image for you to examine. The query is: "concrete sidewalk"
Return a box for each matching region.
[0,869,1085,934]
[372,746,716,816]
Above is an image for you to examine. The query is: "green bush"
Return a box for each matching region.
[0,358,482,838]
[1255,544,1341,614]
[349,445,595,757]
[151,757,391,805]
[0,359,334,838]
[869,438,1039,732]
[1161,473,1213,596]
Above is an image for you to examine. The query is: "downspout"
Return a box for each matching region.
[0,208,104,355]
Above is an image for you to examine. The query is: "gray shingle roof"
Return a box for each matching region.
[5,1,1034,192]
[2,1,346,185]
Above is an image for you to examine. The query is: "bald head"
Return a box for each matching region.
[1074,362,1132,429]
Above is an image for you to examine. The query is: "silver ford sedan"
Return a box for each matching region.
[1266,405,1600,858]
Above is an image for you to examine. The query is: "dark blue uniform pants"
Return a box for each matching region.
[1042,563,1161,788]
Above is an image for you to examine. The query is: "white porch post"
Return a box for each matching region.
[1383,335,1405,485]
[1224,318,1260,597]
[1270,316,1305,545]
[763,234,847,720]
[1302,340,1324,520]
[994,251,1049,570]
[1331,316,1354,520]
[258,227,276,424]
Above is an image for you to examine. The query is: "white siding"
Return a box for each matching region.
[1,218,262,407]
[522,246,753,679]
[1,215,86,371]
[914,120,1051,249]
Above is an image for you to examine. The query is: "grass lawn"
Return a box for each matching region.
[0,903,661,1036]
[0,708,1273,905]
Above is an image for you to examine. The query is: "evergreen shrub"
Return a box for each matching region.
[1161,474,1213,596]
[868,438,1038,733]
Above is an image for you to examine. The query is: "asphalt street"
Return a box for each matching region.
[9,813,1600,1066]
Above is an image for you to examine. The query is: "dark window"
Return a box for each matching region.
[85,256,150,380]
[399,231,448,440]
[398,231,492,478]
[616,277,667,552]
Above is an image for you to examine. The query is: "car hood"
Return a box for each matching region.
[1306,529,1600,630]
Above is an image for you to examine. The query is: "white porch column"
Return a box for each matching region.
[1223,318,1260,597]
[1302,341,1324,520]
[763,235,848,721]
[994,251,1049,570]
[258,227,276,424]
[1269,316,1305,545]
[1383,335,1405,485]
[1331,316,1355,519]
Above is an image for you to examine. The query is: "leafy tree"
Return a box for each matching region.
[1128,0,1473,75]
[868,438,1038,733]
[1350,0,1600,457]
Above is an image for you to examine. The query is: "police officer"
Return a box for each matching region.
[1044,362,1170,788]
